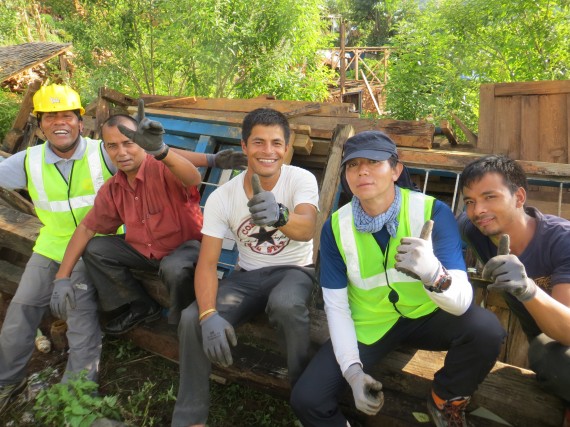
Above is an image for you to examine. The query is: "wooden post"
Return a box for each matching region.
[313,124,354,263]
[2,80,42,153]
[354,49,359,82]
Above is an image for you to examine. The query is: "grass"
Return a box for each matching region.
[2,337,299,426]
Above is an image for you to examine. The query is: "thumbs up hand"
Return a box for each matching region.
[247,174,280,226]
[395,220,442,285]
[482,234,538,302]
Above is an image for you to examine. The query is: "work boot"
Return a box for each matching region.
[0,378,27,414]
[427,389,469,427]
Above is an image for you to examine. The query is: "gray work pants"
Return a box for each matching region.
[171,265,315,427]
[0,253,101,385]
[528,333,570,403]
[83,236,200,324]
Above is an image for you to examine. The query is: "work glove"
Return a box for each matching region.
[50,278,76,320]
[118,99,167,157]
[344,364,384,416]
[247,174,280,226]
[395,220,441,284]
[206,149,247,170]
[482,234,537,302]
[201,312,237,367]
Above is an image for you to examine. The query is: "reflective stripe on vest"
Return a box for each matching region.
[337,189,430,290]
[331,188,438,344]
[26,138,110,261]
[27,142,105,212]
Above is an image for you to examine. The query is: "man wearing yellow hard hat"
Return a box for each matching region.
[0,83,247,412]
[0,83,108,412]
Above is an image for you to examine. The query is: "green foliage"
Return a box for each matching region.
[0,90,23,141]
[33,371,121,427]
[385,0,570,135]
[41,0,333,101]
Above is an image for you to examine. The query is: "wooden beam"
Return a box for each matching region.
[99,87,137,107]
[0,205,40,255]
[494,80,570,97]
[292,134,313,155]
[313,124,354,263]
[451,112,478,145]
[2,80,41,153]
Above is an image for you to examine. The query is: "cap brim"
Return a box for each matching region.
[342,150,393,165]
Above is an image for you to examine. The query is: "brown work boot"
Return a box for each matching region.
[427,389,469,427]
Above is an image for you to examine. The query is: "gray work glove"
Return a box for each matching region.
[482,235,537,302]
[395,220,441,284]
[206,149,247,170]
[247,174,280,226]
[118,99,167,157]
[344,364,384,416]
[201,312,237,367]
[50,278,76,320]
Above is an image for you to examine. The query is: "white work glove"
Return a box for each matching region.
[50,278,76,320]
[395,220,441,285]
[482,234,537,302]
[201,312,237,367]
[344,364,384,416]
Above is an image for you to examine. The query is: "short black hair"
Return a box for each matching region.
[460,154,528,194]
[102,114,137,129]
[241,108,290,145]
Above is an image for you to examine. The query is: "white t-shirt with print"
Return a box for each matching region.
[202,165,319,271]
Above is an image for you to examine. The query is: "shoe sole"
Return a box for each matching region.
[0,378,27,414]
[103,309,162,336]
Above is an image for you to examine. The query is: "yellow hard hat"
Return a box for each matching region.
[32,83,85,116]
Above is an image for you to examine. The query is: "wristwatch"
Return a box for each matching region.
[273,203,290,227]
[424,267,452,293]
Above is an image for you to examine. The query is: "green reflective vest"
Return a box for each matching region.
[331,188,438,344]
[25,138,112,262]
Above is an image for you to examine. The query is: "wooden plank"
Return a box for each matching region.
[0,205,40,255]
[493,95,521,158]
[313,124,354,263]
[99,87,137,107]
[0,188,35,216]
[141,96,358,118]
[520,95,540,161]
[450,112,478,145]
[294,138,330,157]
[478,84,496,153]
[505,313,529,368]
[292,133,313,155]
[539,94,568,163]
[0,260,23,295]
[494,80,570,97]
[2,80,41,153]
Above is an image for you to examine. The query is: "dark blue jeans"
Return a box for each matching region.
[290,304,506,427]
[171,265,315,427]
[83,235,200,324]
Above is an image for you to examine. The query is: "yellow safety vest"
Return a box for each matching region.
[332,188,438,344]
[25,138,112,262]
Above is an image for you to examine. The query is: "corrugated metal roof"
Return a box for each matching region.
[0,42,72,82]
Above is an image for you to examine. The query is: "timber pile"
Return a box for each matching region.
[1,85,568,425]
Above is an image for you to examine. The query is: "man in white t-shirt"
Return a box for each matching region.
[172,108,319,427]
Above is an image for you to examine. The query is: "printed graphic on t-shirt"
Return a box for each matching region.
[237,218,290,255]
[534,275,552,294]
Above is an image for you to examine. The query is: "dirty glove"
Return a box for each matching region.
[344,364,384,416]
[247,174,280,226]
[395,220,441,284]
[50,278,76,320]
[118,99,167,157]
[201,312,237,367]
[206,149,247,170]
[482,235,537,302]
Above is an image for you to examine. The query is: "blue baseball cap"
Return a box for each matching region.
[341,131,398,166]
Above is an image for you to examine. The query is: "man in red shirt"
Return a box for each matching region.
[56,109,204,334]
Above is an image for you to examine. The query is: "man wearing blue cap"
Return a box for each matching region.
[291,131,506,427]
